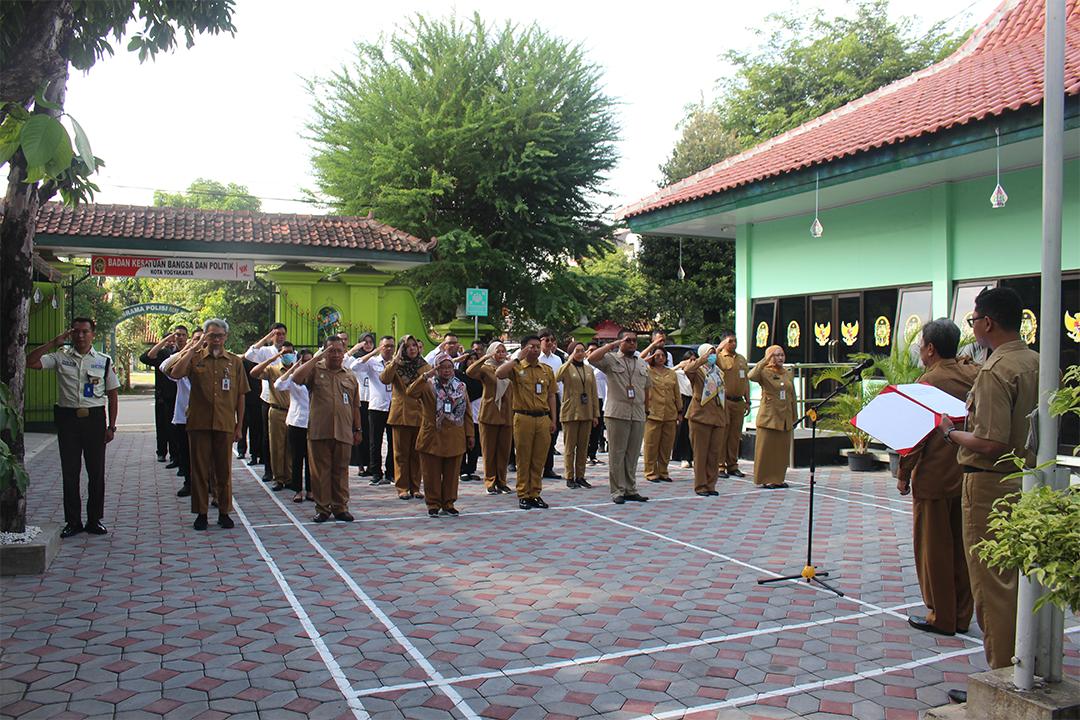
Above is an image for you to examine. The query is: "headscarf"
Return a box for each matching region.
[697,343,725,407]
[764,344,785,372]
[430,352,468,431]
[484,340,511,409]
[396,334,425,385]
[359,332,375,347]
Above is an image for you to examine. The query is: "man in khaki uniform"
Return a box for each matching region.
[250,342,295,491]
[589,330,653,504]
[937,287,1038,676]
[293,336,363,523]
[717,330,750,478]
[898,318,978,637]
[496,334,556,509]
[168,319,248,531]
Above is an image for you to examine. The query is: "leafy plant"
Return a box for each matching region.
[0,382,30,494]
[811,368,877,453]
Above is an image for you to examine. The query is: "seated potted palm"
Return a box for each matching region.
[812,360,878,471]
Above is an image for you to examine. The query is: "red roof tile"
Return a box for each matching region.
[618,0,1079,220]
[34,203,436,254]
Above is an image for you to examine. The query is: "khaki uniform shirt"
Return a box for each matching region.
[466,360,515,425]
[507,359,556,414]
[262,364,292,410]
[686,355,728,427]
[554,361,600,422]
[720,351,750,400]
[646,365,680,422]
[380,359,432,427]
[897,358,980,498]
[749,359,799,431]
[592,351,652,422]
[38,346,120,409]
[304,360,361,443]
[957,340,1039,473]
[407,377,475,456]
[182,349,249,433]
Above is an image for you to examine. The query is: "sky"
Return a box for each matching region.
[62,0,1003,218]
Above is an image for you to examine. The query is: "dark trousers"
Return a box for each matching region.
[367,408,394,481]
[240,399,264,460]
[460,420,481,475]
[544,394,562,473]
[260,400,272,478]
[154,397,175,459]
[288,425,311,493]
[588,399,606,459]
[350,401,371,468]
[671,395,694,462]
[55,405,107,525]
[173,422,190,480]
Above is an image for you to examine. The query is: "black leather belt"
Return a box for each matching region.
[269,404,286,411]
[963,465,1006,475]
[515,410,547,417]
[55,405,105,417]
[727,396,745,403]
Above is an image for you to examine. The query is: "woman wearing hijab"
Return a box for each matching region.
[749,345,798,489]
[642,346,681,483]
[408,353,475,516]
[554,341,600,489]
[466,341,515,494]
[685,343,728,496]
[379,334,432,499]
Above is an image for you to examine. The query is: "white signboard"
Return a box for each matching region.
[91,255,255,281]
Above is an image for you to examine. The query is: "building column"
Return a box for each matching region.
[930,183,953,318]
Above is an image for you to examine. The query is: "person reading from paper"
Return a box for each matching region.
[749,345,798,489]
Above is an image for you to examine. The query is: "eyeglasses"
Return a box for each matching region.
[965,315,993,328]
[205,332,226,339]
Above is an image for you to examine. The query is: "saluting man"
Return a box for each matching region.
[27,317,120,539]
[717,330,750,478]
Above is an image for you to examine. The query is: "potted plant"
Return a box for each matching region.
[868,336,925,476]
[812,362,879,470]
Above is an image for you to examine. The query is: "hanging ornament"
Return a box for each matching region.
[811,173,823,237]
[51,294,58,309]
[33,287,43,304]
[991,128,1008,208]
[677,238,685,280]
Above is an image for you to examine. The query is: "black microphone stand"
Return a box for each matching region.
[757,368,866,597]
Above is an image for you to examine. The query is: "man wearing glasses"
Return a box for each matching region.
[936,287,1039,680]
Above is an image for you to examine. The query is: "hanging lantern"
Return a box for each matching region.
[811,172,823,237]
[810,218,823,237]
[991,128,1008,208]
[51,294,59,309]
[33,287,43,304]
[677,238,685,280]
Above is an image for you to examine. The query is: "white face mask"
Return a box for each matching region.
[211,348,223,358]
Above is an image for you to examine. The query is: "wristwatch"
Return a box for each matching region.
[107,425,117,432]
[943,427,956,445]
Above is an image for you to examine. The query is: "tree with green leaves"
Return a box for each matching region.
[305,12,620,333]
[0,1,236,533]
[657,99,741,188]
[153,177,261,212]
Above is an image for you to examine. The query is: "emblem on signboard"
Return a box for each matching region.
[93,257,106,275]
[814,322,830,346]
[874,316,891,347]
[840,321,859,346]
[786,321,800,348]
[1066,311,1080,343]
[755,322,769,348]
[904,314,922,343]
[1020,309,1037,345]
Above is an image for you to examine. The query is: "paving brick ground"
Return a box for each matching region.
[2,423,1077,720]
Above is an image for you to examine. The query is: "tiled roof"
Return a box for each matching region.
[618,0,1080,220]
[35,203,436,254]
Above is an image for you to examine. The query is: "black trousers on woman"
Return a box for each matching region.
[287,425,311,493]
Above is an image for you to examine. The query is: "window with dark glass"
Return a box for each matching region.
[750,300,775,363]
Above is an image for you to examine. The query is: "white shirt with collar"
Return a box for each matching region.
[348,355,393,412]
[343,355,371,403]
[274,376,310,429]
[38,345,120,408]
[538,350,563,395]
[244,344,282,403]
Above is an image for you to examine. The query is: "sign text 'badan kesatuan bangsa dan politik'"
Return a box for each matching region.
[91,255,255,281]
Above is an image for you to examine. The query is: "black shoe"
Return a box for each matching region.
[193,515,208,531]
[271,481,286,491]
[907,616,954,636]
[588,457,598,465]
[708,490,720,496]
[369,478,382,486]
[247,458,259,466]
[659,477,672,483]
[576,479,592,488]
[625,493,648,502]
[696,491,711,497]
[543,470,561,479]
[729,468,745,478]
[165,461,179,469]
[335,512,354,522]
[518,498,533,510]
[312,512,330,523]
[460,474,472,482]
[429,508,440,517]
[293,495,305,503]
[217,514,235,529]
[487,487,499,495]
[442,507,460,516]
[507,463,517,472]
[60,523,84,538]
[717,471,729,479]
[566,479,579,489]
[646,477,660,483]
[263,475,274,483]
[157,454,167,463]
[177,483,191,497]
[498,486,513,494]
[533,497,549,509]
[358,468,374,477]
[85,520,107,535]
[176,469,184,477]
[378,478,392,485]
[236,452,245,460]
[948,689,967,704]
[612,496,626,504]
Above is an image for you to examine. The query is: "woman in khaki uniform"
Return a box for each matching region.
[686,343,728,496]
[408,353,475,517]
[643,347,681,482]
[379,334,432,499]
[554,341,600,489]
[749,345,799,488]
[466,341,515,494]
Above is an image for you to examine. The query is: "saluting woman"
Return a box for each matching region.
[685,343,728,496]
[748,345,799,489]
[642,346,681,482]
[466,341,515,494]
[554,341,600,489]
[379,334,432,499]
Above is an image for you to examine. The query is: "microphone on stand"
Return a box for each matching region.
[840,357,874,379]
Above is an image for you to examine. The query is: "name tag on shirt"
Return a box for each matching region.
[627,388,635,399]
[222,378,230,391]
[740,370,745,378]
[780,390,786,400]
[386,384,393,392]
[83,382,94,398]
[535,382,543,394]
[343,392,350,405]
[444,402,452,413]
[580,393,588,405]
[363,377,369,387]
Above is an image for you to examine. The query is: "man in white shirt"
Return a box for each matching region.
[424,333,462,366]
[585,340,607,464]
[347,335,397,485]
[244,323,287,483]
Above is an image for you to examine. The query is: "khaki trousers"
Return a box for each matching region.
[606,417,645,499]
[479,422,512,490]
[307,438,350,515]
[913,495,973,634]
[562,419,591,481]
[268,406,292,484]
[689,420,723,493]
[720,400,746,471]
[391,425,422,494]
[962,470,1022,669]
[188,430,233,515]
[421,453,462,511]
[643,418,676,480]
[513,414,549,499]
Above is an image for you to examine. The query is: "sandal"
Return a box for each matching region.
[305,492,314,501]
[293,494,304,503]
[399,492,411,500]
[762,483,778,489]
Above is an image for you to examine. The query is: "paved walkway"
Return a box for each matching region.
[2,424,1077,720]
